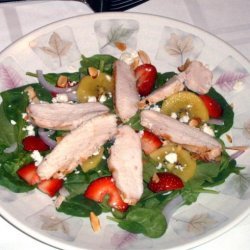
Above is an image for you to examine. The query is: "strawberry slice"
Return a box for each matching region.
[84,176,128,212]
[148,172,184,192]
[135,64,157,96]
[22,136,50,152]
[141,130,163,154]
[199,95,223,118]
[38,178,64,197]
[17,163,40,185]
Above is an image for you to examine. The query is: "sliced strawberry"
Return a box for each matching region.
[38,178,64,197]
[135,64,157,96]
[148,172,184,192]
[84,176,128,212]
[199,95,223,118]
[141,130,163,154]
[22,136,49,152]
[17,163,40,185]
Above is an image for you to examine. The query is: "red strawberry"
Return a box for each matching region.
[135,64,157,96]
[22,136,49,152]
[148,172,184,192]
[17,163,40,185]
[38,178,64,197]
[199,95,223,118]
[141,130,162,154]
[84,176,128,212]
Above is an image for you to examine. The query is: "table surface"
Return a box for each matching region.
[0,0,250,249]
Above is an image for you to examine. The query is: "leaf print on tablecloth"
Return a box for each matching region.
[40,214,70,233]
[111,231,137,250]
[39,32,72,67]
[0,64,24,91]
[215,71,248,92]
[165,33,194,59]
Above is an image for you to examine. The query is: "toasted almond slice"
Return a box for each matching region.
[57,75,68,88]
[130,57,140,70]
[178,58,191,72]
[54,195,65,209]
[90,212,100,232]
[56,136,64,143]
[188,118,201,128]
[226,146,249,151]
[24,86,40,104]
[114,41,127,51]
[88,67,99,79]
[226,134,233,143]
[138,50,151,64]
[152,173,160,183]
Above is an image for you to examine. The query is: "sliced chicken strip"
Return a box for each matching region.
[178,60,213,94]
[139,76,184,108]
[114,60,140,122]
[27,102,109,130]
[139,60,212,108]
[141,110,222,161]
[37,114,117,180]
[108,125,143,205]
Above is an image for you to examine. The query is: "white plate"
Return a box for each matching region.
[0,12,250,250]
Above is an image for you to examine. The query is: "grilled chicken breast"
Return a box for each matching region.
[27,102,109,130]
[139,76,184,108]
[108,125,143,205]
[114,60,140,122]
[141,110,222,161]
[178,60,213,94]
[37,114,117,180]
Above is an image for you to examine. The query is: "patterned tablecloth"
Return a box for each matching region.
[0,0,249,249]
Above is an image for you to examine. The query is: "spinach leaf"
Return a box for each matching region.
[57,195,102,217]
[124,112,143,131]
[118,207,167,238]
[142,154,157,183]
[155,72,177,89]
[80,54,117,75]
[208,87,234,137]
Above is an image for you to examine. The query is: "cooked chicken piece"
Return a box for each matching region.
[178,60,212,94]
[27,102,109,130]
[108,125,143,205]
[37,114,117,180]
[141,110,222,161]
[139,60,212,108]
[114,60,140,122]
[138,76,184,108]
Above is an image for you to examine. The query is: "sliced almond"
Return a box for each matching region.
[88,67,99,79]
[178,58,191,72]
[138,50,151,64]
[226,134,233,143]
[24,86,40,104]
[226,146,249,151]
[56,136,64,143]
[57,75,68,88]
[90,212,101,232]
[114,41,127,51]
[130,57,140,70]
[188,118,201,127]
[152,173,160,183]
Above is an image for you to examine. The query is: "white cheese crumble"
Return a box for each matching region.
[233,81,244,91]
[10,120,16,125]
[175,164,184,172]
[23,124,35,136]
[201,123,215,136]
[149,105,160,112]
[0,95,2,105]
[179,114,190,123]
[164,152,178,164]
[88,96,97,103]
[99,94,107,103]
[52,93,69,103]
[156,163,163,170]
[170,112,178,119]
[120,49,138,65]
[31,150,43,166]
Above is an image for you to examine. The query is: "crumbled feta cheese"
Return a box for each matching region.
[186,104,192,109]
[164,152,178,164]
[88,96,97,103]
[179,114,190,123]
[171,112,178,119]
[23,124,35,136]
[120,49,138,65]
[22,113,27,119]
[201,123,215,136]
[52,93,69,103]
[102,155,106,160]
[0,95,2,105]
[31,150,43,166]
[99,94,107,103]
[175,164,184,172]
[10,120,16,125]
[92,148,100,156]
[149,105,160,112]
[156,163,163,170]
[8,105,12,108]
[107,92,112,98]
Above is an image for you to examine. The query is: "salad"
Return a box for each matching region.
[0,50,242,238]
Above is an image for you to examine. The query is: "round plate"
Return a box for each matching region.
[0,12,250,250]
